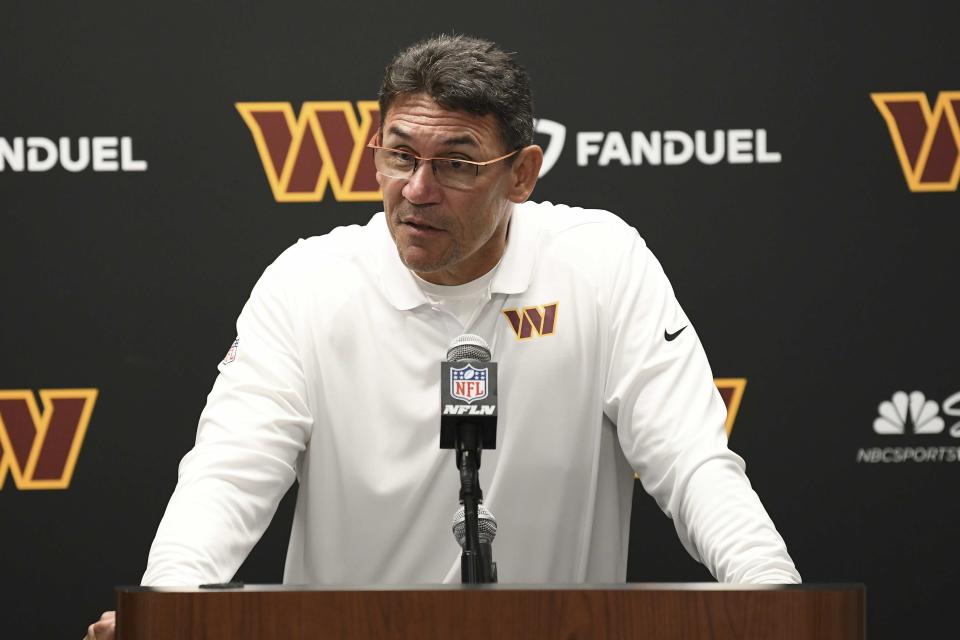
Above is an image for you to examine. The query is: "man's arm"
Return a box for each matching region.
[142,250,313,585]
[602,230,800,583]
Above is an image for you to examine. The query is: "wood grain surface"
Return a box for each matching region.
[116,584,865,640]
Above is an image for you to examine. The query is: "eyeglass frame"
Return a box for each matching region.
[366,134,522,187]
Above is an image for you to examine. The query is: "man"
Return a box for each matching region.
[85,34,798,640]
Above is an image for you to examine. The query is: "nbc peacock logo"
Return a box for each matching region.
[857,390,960,464]
[873,390,956,436]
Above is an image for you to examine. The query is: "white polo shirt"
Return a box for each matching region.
[142,201,800,586]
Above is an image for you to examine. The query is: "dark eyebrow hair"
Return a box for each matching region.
[384,126,478,149]
[386,125,412,141]
[440,136,477,147]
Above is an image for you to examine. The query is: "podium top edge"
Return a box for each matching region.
[117,583,866,594]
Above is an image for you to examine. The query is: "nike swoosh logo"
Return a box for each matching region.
[664,326,688,341]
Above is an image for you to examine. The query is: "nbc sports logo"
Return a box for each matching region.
[873,390,960,437]
[857,389,960,464]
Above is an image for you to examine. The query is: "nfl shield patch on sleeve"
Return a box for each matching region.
[222,337,239,365]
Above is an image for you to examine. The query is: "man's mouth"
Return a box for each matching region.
[401,218,444,233]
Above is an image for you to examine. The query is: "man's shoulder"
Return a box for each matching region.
[269,212,387,273]
[520,200,629,230]
[517,201,642,256]
[250,213,388,304]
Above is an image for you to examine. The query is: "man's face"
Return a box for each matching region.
[377,93,517,286]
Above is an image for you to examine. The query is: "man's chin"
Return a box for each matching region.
[397,247,454,275]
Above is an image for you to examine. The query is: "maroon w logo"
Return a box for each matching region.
[503,302,559,340]
[0,389,97,490]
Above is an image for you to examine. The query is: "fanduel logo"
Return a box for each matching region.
[0,137,147,172]
[576,129,781,166]
[0,389,98,489]
[534,118,565,177]
[871,91,960,192]
[856,389,960,464]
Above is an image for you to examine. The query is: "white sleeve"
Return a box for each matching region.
[141,255,313,586]
[602,232,800,584]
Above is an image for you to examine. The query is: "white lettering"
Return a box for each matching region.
[121,136,148,171]
[27,137,58,171]
[663,131,694,165]
[574,129,780,167]
[60,137,90,172]
[727,129,754,164]
[598,131,630,166]
[442,404,495,416]
[576,132,604,166]
[856,446,960,463]
[0,136,145,172]
[631,131,661,165]
[755,129,782,163]
[694,130,725,165]
[0,137,25,171]
[92,136,119,171]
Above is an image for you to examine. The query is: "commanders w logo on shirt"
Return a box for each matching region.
[503,302,559,340]
[0,389,98,490]
[871,91,960,192]
[237,101,383,202]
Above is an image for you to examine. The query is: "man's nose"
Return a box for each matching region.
[401,161,443,204]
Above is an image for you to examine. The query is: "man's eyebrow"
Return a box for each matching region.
[386,126,412,141]
[439,136,478,148]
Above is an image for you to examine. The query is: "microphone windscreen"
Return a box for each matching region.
[452,503,498,547]
[446,334,491,362]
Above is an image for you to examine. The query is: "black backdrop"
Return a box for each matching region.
[2,2,958,637]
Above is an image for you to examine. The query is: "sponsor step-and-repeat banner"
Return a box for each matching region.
[2,3,957,638]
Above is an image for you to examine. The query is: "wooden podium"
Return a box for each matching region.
[116,583,864,639]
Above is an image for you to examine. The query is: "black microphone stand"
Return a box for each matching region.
[456,422,496,583]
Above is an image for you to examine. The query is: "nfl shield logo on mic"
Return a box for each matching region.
[450,364,488,404]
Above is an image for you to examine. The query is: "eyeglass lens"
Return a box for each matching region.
[373,149,480,188]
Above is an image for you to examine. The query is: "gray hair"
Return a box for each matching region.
[378,34,535,153]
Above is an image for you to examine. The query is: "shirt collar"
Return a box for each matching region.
[375,202,538,310]
[375,213,429,310]
[490,201,538,295]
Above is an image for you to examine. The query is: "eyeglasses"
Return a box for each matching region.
[367,136,520,190]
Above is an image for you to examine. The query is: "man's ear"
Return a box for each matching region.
[507,145,544,203]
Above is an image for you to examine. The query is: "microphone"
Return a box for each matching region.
[440,334,499,583]
[439,334,498,451]
[453,503,499,583]
[446,333,492,362]
[452,503,498,547]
